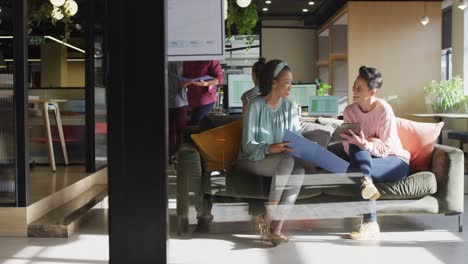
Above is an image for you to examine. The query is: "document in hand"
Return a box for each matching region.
[178,75,213,82]
[283,130,350,174]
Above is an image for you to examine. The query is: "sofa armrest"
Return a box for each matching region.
[176,143,203,234]
[431,144,464,214]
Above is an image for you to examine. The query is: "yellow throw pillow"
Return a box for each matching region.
[191,119,243,171]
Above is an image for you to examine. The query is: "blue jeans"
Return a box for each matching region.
[188,102,215,126]
[348,144,410,222]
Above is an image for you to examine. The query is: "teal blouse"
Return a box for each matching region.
[240,97,303,161]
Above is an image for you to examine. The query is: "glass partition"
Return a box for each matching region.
[0,0,16,205]
[94,0,107,169]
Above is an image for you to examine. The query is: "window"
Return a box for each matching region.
[441,48,452,81]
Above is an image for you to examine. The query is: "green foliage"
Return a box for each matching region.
[27,0,74,42]
[28,0,52,28]
[424,76,465,113]
[226,0,258,48]
[315,78,331,96]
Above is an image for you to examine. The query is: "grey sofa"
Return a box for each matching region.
[176,115,464,235]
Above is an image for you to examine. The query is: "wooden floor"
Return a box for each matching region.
[29,165,91,204]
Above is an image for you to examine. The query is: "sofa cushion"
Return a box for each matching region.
[321,171,437,199]
[396,118,444,171]
[301,122,336,148]
[191,119,242,171]
[376,171,437,199]
[315,117,344,143]
[199,114,242,132]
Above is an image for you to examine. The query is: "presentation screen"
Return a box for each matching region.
[167,0,225,61]
[227,74,255,109]
[288,84,317,107]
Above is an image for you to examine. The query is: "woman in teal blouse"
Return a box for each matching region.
[234,59,304,246]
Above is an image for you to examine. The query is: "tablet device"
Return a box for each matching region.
[342,123,361,136]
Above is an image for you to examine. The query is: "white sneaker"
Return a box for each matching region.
[361,178,381,201]
[348,221,380,240]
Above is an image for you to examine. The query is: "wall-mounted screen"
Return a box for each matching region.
[167,0,225,61]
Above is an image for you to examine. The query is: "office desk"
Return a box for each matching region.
[29,98,69,172]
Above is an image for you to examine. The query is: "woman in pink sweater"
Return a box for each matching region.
[340,66,410,240]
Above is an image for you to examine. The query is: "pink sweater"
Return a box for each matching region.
[342,99,410,164]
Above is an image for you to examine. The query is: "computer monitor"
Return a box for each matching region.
[223,68,243,85]
[225,74,255,112]
[288,84,317,107]
[308,96,340,116]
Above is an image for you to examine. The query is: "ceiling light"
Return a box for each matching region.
[265,0,272,4]
[302,9,308,12]
[236,0,251,8]
[308,1,315,5]
[49,0,65,7]
[420,2,429,26]
[45,36,85,53]
[262,7,268,11]
[420,15,429,25]
[458,0,468,10]
[51,7,64,20]
[64,0,78,16]
[0,35,85,53]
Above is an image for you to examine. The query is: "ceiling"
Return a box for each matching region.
[257,0,348,28]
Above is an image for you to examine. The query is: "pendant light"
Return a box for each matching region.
[420,2,429,26]
[236,0,251,8]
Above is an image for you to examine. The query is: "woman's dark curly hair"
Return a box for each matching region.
[259,59,291,96]
[252,57,266,81]
[359,66,383,90]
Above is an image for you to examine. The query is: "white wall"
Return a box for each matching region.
[348,1,441,119]
[261,27,317,83]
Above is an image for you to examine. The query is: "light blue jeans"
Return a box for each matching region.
[348,144,410,222]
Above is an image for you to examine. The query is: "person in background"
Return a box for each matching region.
[241,57,266,112]
[233,59,304,246]
[340,66,410,240]
[168,61,189,164]
[183,60,224,125]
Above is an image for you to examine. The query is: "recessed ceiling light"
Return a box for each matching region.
[265,0,272,4]
[263,7,268,11]
[302,8,308,12]
[308,1,315,5]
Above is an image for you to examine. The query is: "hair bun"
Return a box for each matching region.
[359,65,383,89]
[258,57,266,63]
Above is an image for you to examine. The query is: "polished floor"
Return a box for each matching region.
[0,195,466,263]
[0,166,467,263]
[30,165,89,204]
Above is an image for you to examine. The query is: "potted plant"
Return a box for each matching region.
[424,76,465,113]
[226,0,258,48]
[315,78,331,96]
[25,0,77,42]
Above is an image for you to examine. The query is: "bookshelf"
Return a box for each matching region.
[316,6,348,98]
